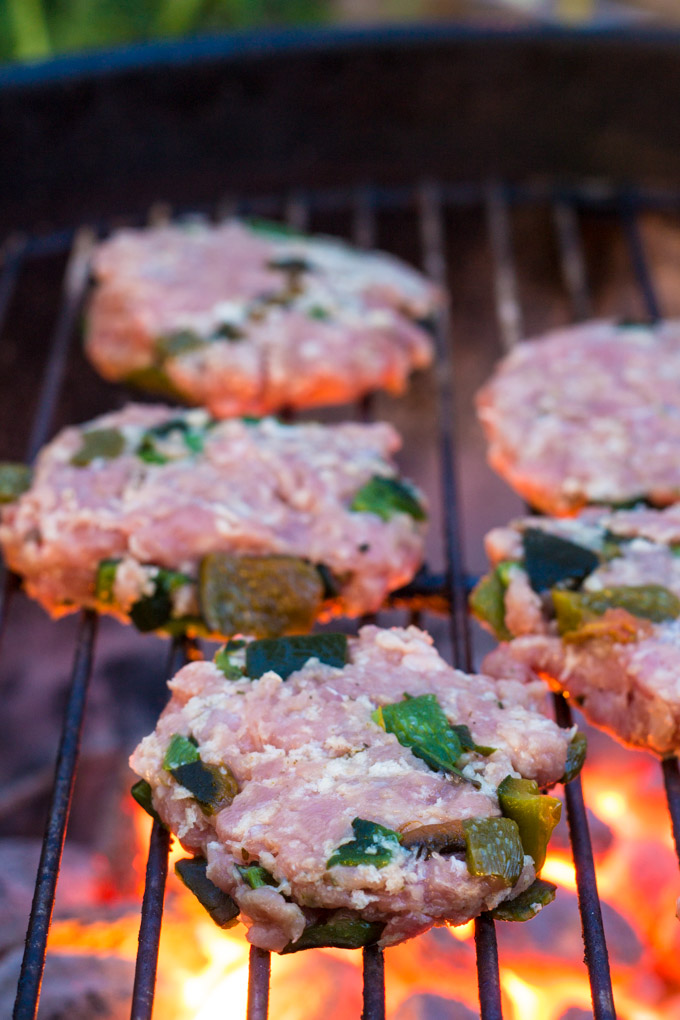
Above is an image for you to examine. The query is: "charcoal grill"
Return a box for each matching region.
[4,24,680,1020]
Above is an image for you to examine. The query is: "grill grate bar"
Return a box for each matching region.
[130,822,171,1020]
[485,182,523,352]
[418,180,503,1017]
[247,946,272,1020]
[552,200,592,322]
[24,229,94,465]
[13,610,99,1020]
[362,945,386,1020]
[618,197,680,872]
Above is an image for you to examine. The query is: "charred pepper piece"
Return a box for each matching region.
[398,820,466,858]
[130,567,193,633]
[560,731,587,784]
[163,733,238,814]
[497,776,561,872]
[327,818,401,869]
[130,779,164,826]
[245,633,348,681]
[462,817,524,887]
[70,427,125,466]
[175,857,239,928]
[0,462,31,503]
[522,528,599,593]
[199,553,324,639]
[491,878,557,922]
[281,910,385,954]
[469,561,519,641]
[350,475,426,522]
[373,694,469,780]
[553,585,680,635]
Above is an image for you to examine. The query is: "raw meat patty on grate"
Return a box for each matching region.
[85,219,438,416]
[476,319,680,514]
[131,625,576,951]
[474,504,680,754]
[0,404,426,637]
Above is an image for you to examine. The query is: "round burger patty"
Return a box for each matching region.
[130,625,576,951]
[85,219,438,416]
[0,405,426,636]
[473,504,680,754]
[476,319,680,514]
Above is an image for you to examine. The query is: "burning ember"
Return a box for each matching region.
[30,717,680,1020]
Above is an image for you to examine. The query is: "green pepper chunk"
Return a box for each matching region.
[246,633,348,681]
[199,553,325,639]
[70,428,125,466]
[130,568,192,633]
[553,585,680,636]
[350,476,426,522]
[560,732,587,784]
[245,217,306,240]
[491,878,557,922]
[95,558,121,605]
[130,779,164,826]
[522,528,599,593]
[123,364,188,401]
[236,863,277,889]
[0,462,31,503]
[281,910,385,954]
[156,330,207,359]
[214,645,245,681]
[373,694,468,779]
[452,724,496,757]
[175,857,240,928]
[462,816,524,887]
[469,562,518,641]
[136,418,205,464]
[327,818,401,869]
[497,776,561,872]
[163,733,239,814]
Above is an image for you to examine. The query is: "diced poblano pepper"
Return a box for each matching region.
[281,910,384,954]
[123,364,187,401]
[199,554,324,640]
[246,633,348,681]
[95,558,121,605]
[163,733,239,814]
[130,779,164,826]
[491,878,557,922]
[522,528,599,593]
[497,776,561,872]
[350,475,426,522]
[452,723,496,757]
[70,428,126,466]
[130,568,192,633]
[553,585,680,637]
[327,818,401,869]
[236,863,277,889]
[175,857,240,928]
[156,330,207,360]
[462,817,524,887]
[560,731,587,784]
[469,562,518,641]
[214,645,245,681]
[0,462,31,503]
[373,694,468,779]
[136,417,206,464]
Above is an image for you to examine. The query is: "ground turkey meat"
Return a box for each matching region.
[0,405,425,635]
[474,504,680,754]
[476,319,680,514]
[85,220,438,416]
[130,626,574,951]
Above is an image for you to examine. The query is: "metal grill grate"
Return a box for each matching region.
[6,179,680,1020]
